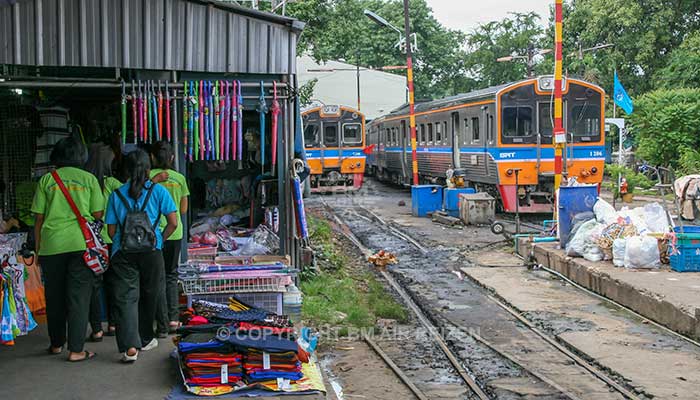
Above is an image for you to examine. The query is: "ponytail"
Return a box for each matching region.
[124,149,151,200]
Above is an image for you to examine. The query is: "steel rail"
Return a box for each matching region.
[320,198,490,400]
[363,335,430,400]
[337,195,641,400]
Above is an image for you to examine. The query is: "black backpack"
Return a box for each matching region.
[114,185,160,253]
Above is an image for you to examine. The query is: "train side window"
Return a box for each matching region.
[343,123,362,144]
[324,124,338,146]
[443,122,448,144]
[503,106,534,137]
[304,123,320,148]
[428,123,434,144]
[471,117,480,142]
[435,123,442,143]
[489,115,494,143]
[420,124,426,144]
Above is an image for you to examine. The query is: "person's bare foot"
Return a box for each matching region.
[67,351,96,362]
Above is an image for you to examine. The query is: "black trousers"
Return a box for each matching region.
[40,251,97,353]
[157,240,182,331]
[89,275,115,332]
[107,250,164,353]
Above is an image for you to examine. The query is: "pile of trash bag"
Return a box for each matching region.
[565,199,671,269]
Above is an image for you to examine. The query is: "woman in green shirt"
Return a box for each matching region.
[84,143,122,340]
[31,137,103,362]
[150,141,190,334]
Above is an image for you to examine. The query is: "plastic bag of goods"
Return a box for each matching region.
[593,199,618,225]
[566,219,605,262]
[643,203,671,233]
[623,236,661,269]
[612,238,626,267]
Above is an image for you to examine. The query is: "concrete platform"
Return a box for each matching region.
[519,240,700,340]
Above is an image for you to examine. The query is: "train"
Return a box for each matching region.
[302,105,366,192]
[366,75,606,213]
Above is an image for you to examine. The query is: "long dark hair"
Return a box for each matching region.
[151,141,175,170]
[124,149,151,200]
[50,137,87,168]
[85,142,115,190]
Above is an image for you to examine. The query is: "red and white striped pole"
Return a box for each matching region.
[403,0,419,186]
[553,0,565,196]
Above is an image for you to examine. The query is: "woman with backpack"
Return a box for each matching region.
[150,141,190,336]
[105,149,178,363]
[31,137,104,362]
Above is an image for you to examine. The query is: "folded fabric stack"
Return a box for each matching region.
[177,332,244,387]
[177,297,308,394]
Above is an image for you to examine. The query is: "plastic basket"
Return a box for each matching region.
[187,292,283,314]
[670,226,700,272]
[180,275,287,295]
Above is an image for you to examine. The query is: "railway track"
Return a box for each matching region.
[317,195,642,400]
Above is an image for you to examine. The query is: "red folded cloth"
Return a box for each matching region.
[237,322,295,335]
[188,316,209,325]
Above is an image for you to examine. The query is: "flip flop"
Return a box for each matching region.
[68,351,96,362]
[104,326,116,337]
[46,346,62,355]
[87,332,104,342]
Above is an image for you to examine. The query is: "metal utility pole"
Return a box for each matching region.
[402,0,418,185]
[364,6,418,185]
[496,44,552,79]
[553,0,565,195]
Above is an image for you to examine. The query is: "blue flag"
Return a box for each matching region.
[614,71,634,115]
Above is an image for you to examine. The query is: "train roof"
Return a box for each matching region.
[382,76,605,119]
[387,82,511,116]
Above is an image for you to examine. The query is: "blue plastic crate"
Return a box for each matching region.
[443,188,476,217]
[670,226,700,272]
[411,185,443,217]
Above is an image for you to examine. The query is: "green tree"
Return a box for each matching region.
[655,31,700,89]
[465,12,546,87]
[286,0,472,99]
[628,88,700,169]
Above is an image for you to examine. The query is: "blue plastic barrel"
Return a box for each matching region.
[443,188,476,217]
[411,185,443,217]
[558,185,599,248]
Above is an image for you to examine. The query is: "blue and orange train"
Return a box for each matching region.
[366,76,606,213]
[302,105,366,192]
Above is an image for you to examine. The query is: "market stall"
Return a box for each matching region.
[0,0,319,396]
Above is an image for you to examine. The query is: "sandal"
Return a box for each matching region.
[46,346,62,355]
[67,351,96,362]
[87,331,104,342]
[104,326,116,336]
[121,349,138,363]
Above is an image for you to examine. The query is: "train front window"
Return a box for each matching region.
[503,106,533,137]
[343,123,362,144]
[571,104,600,138]
[324,124,338,146]
[304,123,320,148]
[538,103,553,137]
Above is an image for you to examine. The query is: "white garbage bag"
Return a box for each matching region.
[612,238,626,267]
[643,202,672,233]
[593,199,617,225]
[623,236,660,269]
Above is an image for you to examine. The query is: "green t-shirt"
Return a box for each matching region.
[150,168,189,241]
[100,176,123,244]
[30,167,104,256]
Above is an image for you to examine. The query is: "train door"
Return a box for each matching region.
[400,120,408,183]
[482,106,490,176]
[451,112,461,169]
[321,120,339,168]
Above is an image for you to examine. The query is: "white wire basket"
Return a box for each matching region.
[180,275,287,295]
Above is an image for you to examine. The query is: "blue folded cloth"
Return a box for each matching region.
[247,371,303,381]
[216,331,298,353]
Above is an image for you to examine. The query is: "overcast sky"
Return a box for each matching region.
[427,0,552,33]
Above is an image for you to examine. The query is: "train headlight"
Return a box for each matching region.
[356,162,361,168]
[591,167,598,174]
[506,169,514,176]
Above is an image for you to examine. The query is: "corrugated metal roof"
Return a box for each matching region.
[0,0,304,74]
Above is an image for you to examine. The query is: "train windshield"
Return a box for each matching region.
[570,103,600,137]
[304,123,320,148]
[343,123,362,144]
[538,103,553,137]
[503,106,534,137]
[324,124,338,146]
